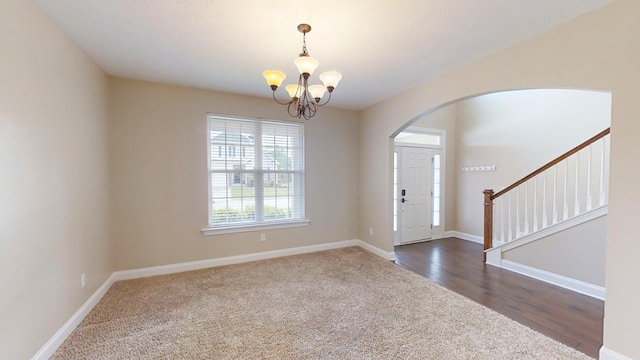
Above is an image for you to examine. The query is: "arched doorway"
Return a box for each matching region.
[390,89,611,274]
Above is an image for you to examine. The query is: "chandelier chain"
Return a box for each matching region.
[301,32,308,56]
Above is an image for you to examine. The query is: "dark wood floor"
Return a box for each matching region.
[394,238,604,359]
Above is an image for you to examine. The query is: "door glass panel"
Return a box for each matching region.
[393,151,398,232]
[433,154,441,168]
[433,154,441,227]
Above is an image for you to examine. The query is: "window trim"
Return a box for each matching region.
[203,114,307,235]
[202,219,310,235]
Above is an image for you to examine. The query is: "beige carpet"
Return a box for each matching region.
[52,247,591,359]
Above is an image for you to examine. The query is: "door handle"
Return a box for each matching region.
[402,198,408,203]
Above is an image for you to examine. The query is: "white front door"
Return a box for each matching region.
[399,146,433,244]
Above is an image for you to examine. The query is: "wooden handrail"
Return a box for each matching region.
[491,127,610,200]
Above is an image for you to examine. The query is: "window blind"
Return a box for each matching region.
[208,115,304,227]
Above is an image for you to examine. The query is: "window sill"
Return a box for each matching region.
[201,219,310,236]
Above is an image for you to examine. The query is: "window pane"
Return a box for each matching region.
[393,206,397,232]
[211,198,257,224]
[262,121,303,172]
[394,151,398,232]
[211,173,230,203]
[432,154,442,227]
[433,211,440,227]
[263,172,302,221]
[211,174,256,224]
[210,119,255,171]
[395,131,440,146]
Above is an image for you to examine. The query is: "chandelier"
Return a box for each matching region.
[263,24,342,120]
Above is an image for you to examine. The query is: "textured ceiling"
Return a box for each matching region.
[33,0,612,111]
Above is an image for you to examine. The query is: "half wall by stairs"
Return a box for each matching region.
[486,208,606,299]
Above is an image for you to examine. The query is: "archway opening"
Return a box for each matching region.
[391,88,611,291]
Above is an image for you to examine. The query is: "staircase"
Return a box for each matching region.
[482,128,610,294]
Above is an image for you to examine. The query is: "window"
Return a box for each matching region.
[204,115,306,233]
[432,154,441,227]
[395,131,441,146]
[393,151,398,232]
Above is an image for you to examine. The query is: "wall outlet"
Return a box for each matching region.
[369,227,374,236]
[260,233,266,241]
[80,273,86,288]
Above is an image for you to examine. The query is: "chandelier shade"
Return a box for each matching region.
[319,71,342,89]
[262,70,286,90]
[294,56,319,76]
[286,84,305,99]
[263,24,342,120]
[308,84,326,100]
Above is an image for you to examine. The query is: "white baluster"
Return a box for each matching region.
[574,154,580,216]
[599,137,606,206]
[552,165,558,224]
[516,188,521,239]
[524,182,529,235]
[508,192,512,242]
[501,195,505,243]
[493,196,498,244]
[542,174,548,228]
[533,177,539,232]
[586,144,593,211]
[563,159,569,220]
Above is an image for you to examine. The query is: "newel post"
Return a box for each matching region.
[483,189,494,263]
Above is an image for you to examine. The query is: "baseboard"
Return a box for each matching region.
[355,240,396,261]
[501,260,605,300]
[600,347,635,360]
[115,240,365,281]
[444,230,483,244]
[32,239,392,358]
[31,273,117,360]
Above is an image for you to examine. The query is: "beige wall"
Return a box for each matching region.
[0,1,112,359]
[504,215,606,287]
[455,89,611,236]
[109,78,359,270]
[357,1,640,358]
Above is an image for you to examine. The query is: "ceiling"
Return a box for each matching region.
[33,0,612,111]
